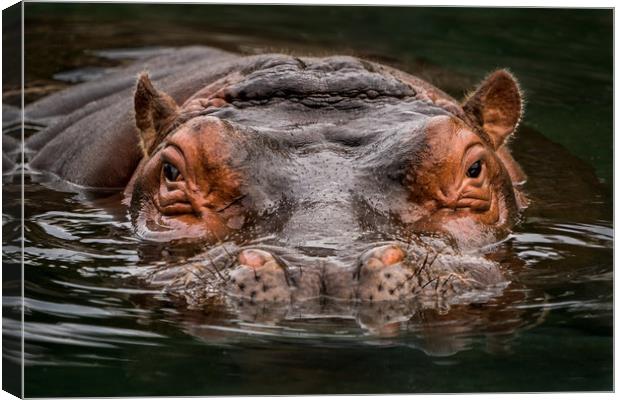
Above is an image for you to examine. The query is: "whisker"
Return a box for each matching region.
[415,252,430,277]
[205,251,227,282]
[421,276,439,289]
[427,250,440,269]
[440,274,457,295]
[405,234,413,254]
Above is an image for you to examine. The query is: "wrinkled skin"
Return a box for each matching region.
[27,49,527,309]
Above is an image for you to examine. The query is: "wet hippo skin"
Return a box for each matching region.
[26,47,527,308]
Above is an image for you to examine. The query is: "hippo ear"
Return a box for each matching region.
[462,70,522,149]
[134,72,179,155]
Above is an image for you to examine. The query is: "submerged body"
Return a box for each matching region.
[26,47,527,308]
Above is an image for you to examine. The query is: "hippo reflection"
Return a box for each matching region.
[27,48,527,308]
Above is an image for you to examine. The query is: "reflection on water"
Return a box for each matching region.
[2,4,613,396]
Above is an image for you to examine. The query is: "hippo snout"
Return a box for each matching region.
[222,242,502,305]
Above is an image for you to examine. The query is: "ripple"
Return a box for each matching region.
[17,319,167,349]
[52,280,161,295]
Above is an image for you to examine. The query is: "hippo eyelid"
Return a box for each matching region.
[461,141,485,160]
[161,143,185,162]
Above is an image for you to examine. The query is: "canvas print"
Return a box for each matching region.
[2,2,613,397]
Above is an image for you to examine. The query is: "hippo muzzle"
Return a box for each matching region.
[226,243,504,303]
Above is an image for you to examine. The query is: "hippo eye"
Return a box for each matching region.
[162,162,182,182]
[466,160,482,178]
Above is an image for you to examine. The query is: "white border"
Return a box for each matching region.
[0,1,616,399]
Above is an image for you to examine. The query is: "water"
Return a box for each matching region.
[3,4,613,396]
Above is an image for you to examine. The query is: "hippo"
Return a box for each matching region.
[24,47,527,309]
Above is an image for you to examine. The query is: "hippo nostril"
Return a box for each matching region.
[380,246,405,266]
[355,243,407,280]
[361,244,405,267]
[238,249,271,268]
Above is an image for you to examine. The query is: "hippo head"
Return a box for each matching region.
[126,57,525,252]
[125,57,527,305]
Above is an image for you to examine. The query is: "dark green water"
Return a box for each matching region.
[2,4,613,396]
